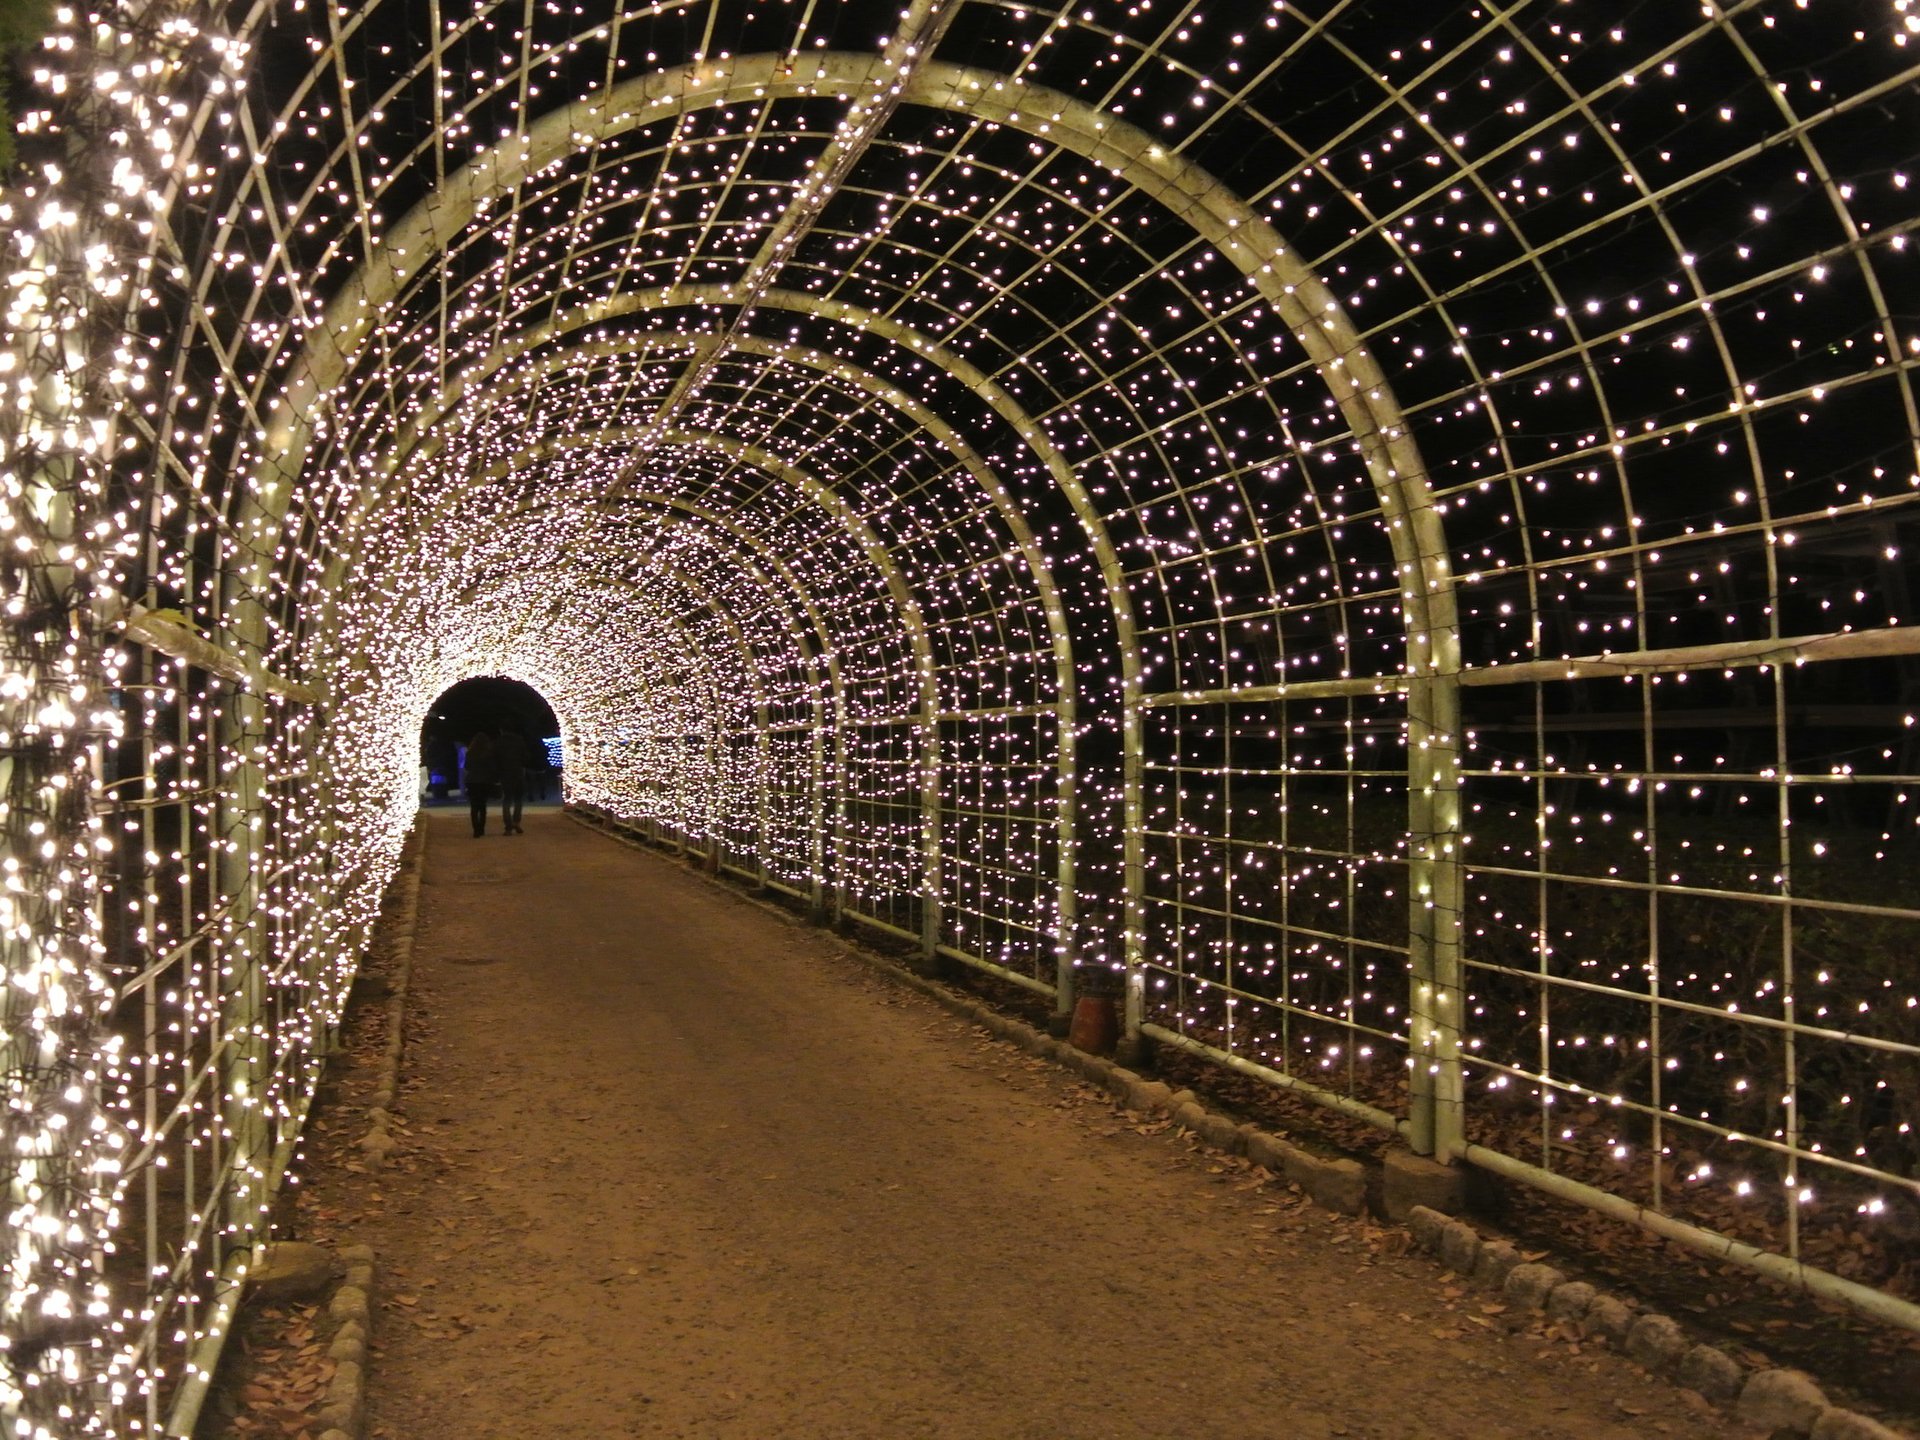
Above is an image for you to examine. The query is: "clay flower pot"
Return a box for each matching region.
[1068,993,1119,1057]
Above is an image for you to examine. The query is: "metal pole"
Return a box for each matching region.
[1405,671,1465,1159]
[1052,682,1078,1027]
[808,660,829,923]
[916,700,942,973]
[1120,686,1147,1059]
[754,696,771,891]
[215,659,271,1248]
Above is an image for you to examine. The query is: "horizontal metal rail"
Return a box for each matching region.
[1140,625,1920,708]
[1142,1022,1410,1137]
[99,599,329,706]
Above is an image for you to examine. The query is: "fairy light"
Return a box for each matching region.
[0,0,1914,1428]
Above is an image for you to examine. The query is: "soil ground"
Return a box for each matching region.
[220,808,1781,1439]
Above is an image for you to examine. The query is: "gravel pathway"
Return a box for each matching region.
[346,808,1746,1439]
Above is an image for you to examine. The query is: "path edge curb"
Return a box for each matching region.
[359,819,425,1165]
[314,815,427,1440]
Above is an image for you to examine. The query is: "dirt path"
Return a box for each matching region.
[335,809,1745,1439]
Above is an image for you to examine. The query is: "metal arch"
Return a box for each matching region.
[456,421,947,945]
[896,60,1468,1138]
[487,488,843,672]
[317,309,1092,997]
[237,51,1453,620]
[319,374,879,702]
[334,328,1078,837]
[475,570,739,837]
[487,554,781,859]
[364,407,929,718]
[461,482,844,884]
[337,331,1036,806]
[33,8,1920,1413]
[458,533,840,890]
[417,423,939,702]
[325,285,1113,751]
[467,489,844,892]
[886,61,1457,644]
[397,277,1145,981]
[226,46,1461,1115]
[461,517,799,700]
[323,327,1069,656]
[645,425,944,953]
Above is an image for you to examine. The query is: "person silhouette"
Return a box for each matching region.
[498,722,528,834]
[463,730,499,837]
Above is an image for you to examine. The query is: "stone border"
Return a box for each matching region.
[868,939,1911,1438]
[360,821,426,1169]
[315,1242,376,1440]
[566,805,1913,1440]
[1402,1206,1904,1439]
[316,819,426,1440]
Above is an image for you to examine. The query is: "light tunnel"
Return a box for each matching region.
[2,0,1919,1429]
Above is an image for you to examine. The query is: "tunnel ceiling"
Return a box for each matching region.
[67,0,1914,727]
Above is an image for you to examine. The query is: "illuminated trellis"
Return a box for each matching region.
[1,0,1917,1430]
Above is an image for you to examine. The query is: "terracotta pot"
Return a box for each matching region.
[1068,994,1119,1057]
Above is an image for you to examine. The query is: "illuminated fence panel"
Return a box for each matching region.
[760,725,821,898]
[938,713,1062,995]
[718,727,764,876]
[1458,653,1920,1298]
[93,640,370,1434]
[1138,696,1415,1131]
[838,720,928,941]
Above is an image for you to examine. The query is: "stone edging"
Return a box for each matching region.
[564,806,1911,1440]
[856,938,1911,1438]
[314,1242,376,1440]
[314,819,427,1440]
[360,821,426,1168]
[1398,1206,1905,1439]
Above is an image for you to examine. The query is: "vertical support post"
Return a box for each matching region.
[215,670,270,1252]
[1053,686,1078,1027]
[645,741,660,846]
[1120,686,1147,1057]
[753,698,771,891]
[671,734,689,856]
[831,685,849,929]
[1773,670,1800,1258]
[914,703,941,976]
[807,662,829,923]
[703,721,721,874]
[1406,672,1465,1160]
[307,702,344,1059]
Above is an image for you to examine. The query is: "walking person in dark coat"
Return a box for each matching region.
[498,722,528,834]
[463,729,499,837]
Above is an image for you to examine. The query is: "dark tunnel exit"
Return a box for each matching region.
[418,675,562,802]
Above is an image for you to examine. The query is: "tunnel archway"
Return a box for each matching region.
[419,675,561,797]
[423,676,561,751]
[2,0,1919,1429]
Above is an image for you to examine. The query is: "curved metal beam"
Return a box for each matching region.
[325,294,1114,990]
[235,49,1462,1058]
[243,52,1452,660]
[467,421,946,939]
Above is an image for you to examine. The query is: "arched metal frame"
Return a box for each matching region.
[2,0,1918,1430]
